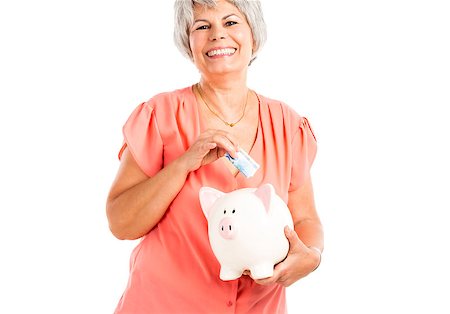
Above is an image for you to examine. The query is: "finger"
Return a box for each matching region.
[217,131,240,151]
[211,134,238,158]
[267,265,292,287]
[284,226,305,253]
[216,147,228,158]
[204,129,239,152]
[254,275,277,286]
[203,142,217,152]
[197,142,218,160]
[253,267,283,286]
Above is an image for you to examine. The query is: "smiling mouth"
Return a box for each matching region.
[206,48,237,57]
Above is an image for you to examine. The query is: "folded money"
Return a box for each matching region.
[224,149,260,178]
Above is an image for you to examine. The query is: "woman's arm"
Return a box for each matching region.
[106,147,189,240]
[288,175,323,252]
[252,176,324,287]
[106,129,238,240]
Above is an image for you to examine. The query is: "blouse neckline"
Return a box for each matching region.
[185,85,263,185]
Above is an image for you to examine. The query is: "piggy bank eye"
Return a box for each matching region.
[232,209,236,214]
[223,210,226,214]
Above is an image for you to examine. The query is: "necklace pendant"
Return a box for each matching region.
[196,83,248,129]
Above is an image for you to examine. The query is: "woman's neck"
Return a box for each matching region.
[198,75,249,119]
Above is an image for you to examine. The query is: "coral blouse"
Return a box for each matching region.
[114,86,317,314]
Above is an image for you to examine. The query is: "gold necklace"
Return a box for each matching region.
[196,83,249,127]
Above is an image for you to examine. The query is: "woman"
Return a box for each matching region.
[106,0,323,313]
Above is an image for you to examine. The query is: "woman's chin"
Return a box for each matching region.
[201,64,247,77]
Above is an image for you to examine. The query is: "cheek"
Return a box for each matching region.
[189,37,197,54]
[189,35,202,55]
[235,29,254,53]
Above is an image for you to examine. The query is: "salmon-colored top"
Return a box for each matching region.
[115,86,317,314]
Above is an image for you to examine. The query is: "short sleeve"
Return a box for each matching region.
[289,117,317,191]
[118,101,163,177]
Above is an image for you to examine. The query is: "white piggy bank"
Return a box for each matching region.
[199,183,294,281]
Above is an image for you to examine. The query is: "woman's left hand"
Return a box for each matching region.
[246,226,321,287]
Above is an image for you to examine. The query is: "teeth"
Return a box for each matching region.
[207,48,236,57]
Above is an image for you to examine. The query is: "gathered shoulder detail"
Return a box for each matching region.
[117,86,195,177]
[119,99,164,177]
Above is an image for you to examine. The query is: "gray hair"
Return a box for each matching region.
[173,0,267,63]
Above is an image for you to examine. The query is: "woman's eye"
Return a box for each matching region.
[225,21,238,27]
[196,25,209,30]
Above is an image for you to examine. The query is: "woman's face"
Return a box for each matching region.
[189,0,254,77]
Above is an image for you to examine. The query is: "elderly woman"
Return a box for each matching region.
[106,0,323,313]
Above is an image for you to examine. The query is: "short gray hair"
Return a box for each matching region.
[174,0,267,63]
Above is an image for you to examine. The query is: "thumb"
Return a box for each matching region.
[284,226,305,252]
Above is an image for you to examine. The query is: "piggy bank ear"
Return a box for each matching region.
[254,183,275,213]
[199,187,225,218]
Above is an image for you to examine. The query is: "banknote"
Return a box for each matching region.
[224,149,260,178]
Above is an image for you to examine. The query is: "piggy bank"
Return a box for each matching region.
[199,183,294,281]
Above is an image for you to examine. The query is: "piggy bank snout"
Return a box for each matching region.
[219,217,237,240]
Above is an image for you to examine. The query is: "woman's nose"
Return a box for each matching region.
[209,26,227,41]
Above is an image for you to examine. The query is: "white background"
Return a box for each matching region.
[1,0,449,313]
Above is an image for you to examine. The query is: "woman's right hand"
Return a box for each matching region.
[178,129,239,173]
[107,129,238,239]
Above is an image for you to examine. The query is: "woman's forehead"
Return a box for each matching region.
[193,0,243,19]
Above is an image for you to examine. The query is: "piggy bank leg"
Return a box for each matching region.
[249,263,274,280]
[220,267,243,281]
